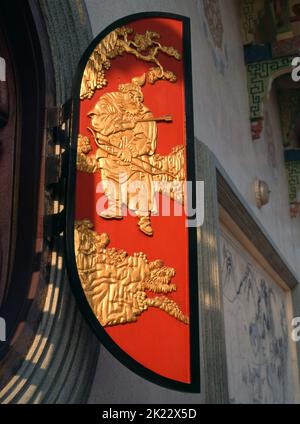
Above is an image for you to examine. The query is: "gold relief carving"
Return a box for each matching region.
[151,145,185,204]
[80,26,181,100]
[77,134,98,173]
[77,28,187,329]
[77,73,185,236]
[74,219,189,327]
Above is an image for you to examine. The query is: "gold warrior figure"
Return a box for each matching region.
[88,73,171,236]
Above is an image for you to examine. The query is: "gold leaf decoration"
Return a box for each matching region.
[75,220,189,327]
[80,26,181,100]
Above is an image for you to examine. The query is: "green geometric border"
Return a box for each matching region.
[247,56,293,120]
[285,160,300,203]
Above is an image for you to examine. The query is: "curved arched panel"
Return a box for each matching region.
[66,12,200,392]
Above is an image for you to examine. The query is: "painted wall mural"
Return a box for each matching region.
[203,0,224,49]
[247,55,293,140]
[242,1,300,140]
[221,229,294,404]
[197,0,228,75]
[242,0,300,45]
[284,150,300,216]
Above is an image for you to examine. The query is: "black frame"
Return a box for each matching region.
[65,12,200,393]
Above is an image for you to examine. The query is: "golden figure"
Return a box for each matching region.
[88,74,157,236]
[75,220,189,327]
[78,26,185,236]
[78,74,186,236]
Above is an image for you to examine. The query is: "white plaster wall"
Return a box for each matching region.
[83,0,300,403]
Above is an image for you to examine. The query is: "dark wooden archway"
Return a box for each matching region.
[0,0,51,366]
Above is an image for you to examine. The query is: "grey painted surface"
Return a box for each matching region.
[195,141,229,404]
[89,347,203,404]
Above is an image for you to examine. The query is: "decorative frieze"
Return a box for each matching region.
[278,89,300,146]
[247,56,293,139]
[242,1,300,141]
[285,150,300,217]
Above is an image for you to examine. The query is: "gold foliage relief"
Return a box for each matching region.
[75,219,189,327]
[80,26,181,100]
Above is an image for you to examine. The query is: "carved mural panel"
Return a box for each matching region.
[221,228,294,404]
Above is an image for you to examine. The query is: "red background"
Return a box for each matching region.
[76,18,190,383]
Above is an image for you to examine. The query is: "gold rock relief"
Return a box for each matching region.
[76,26,188,327]
[75,219,189,327]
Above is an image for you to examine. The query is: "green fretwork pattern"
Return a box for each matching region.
[247,56,293,120]
[285,160,300,203]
